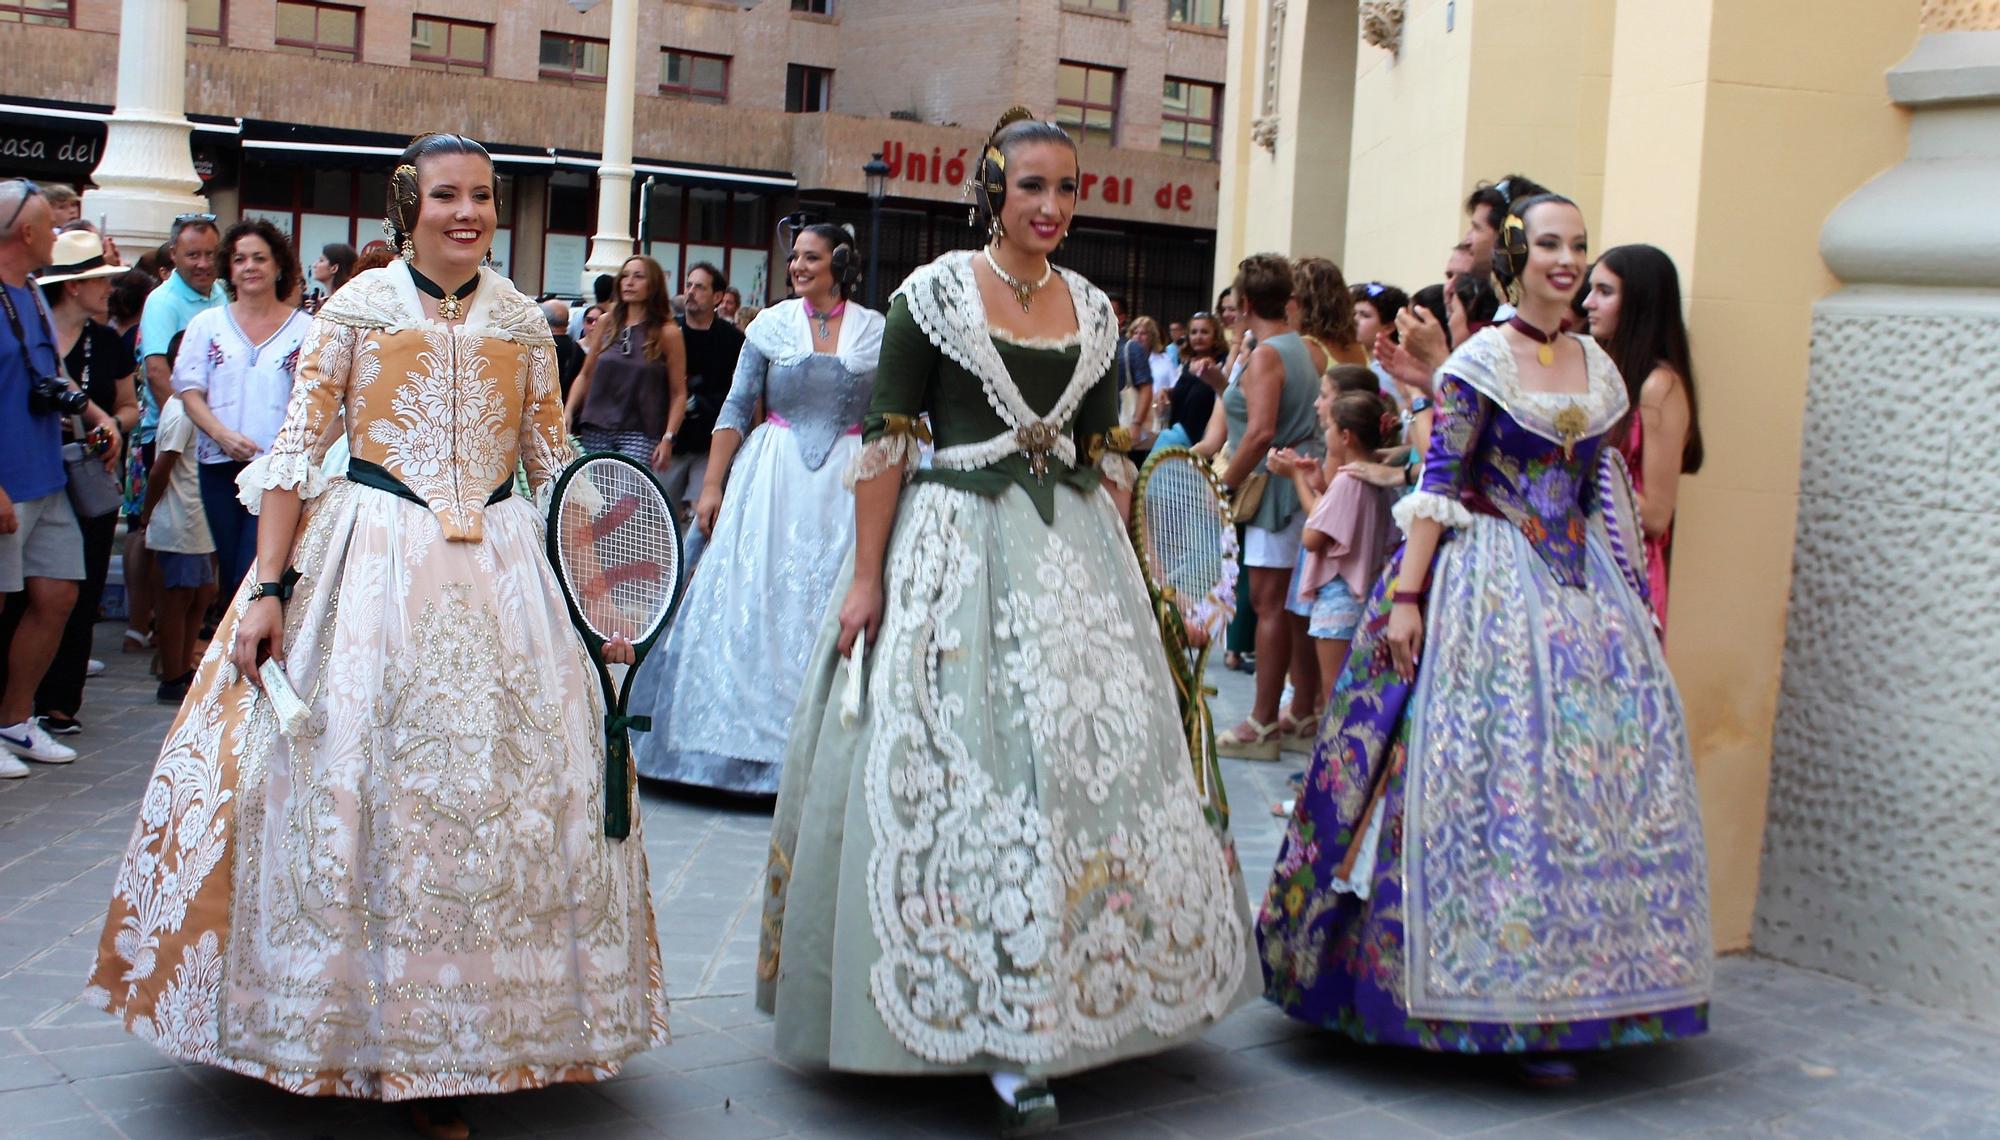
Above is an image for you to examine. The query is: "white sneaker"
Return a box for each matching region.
[0,753,27,779]
[0,720,76,764]
[86,658,106,677]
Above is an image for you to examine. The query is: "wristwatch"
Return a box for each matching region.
[1408,395,1433,414]
[248,567,301,604]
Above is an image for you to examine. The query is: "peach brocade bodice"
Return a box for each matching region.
[237,262,573,543]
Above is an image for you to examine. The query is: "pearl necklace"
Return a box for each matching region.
[982,247,1052,313]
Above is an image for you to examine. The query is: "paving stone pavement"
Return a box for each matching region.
[4,626,1999,1139]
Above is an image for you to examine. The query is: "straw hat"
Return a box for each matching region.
[38,229,126,286]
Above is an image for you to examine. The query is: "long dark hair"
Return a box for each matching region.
[1595,244,1704,474]
[321,242,357,292]
[601,255,677,362]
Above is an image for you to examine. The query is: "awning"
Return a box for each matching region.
[0,97,239,135]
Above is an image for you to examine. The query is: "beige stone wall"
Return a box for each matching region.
[1330,0,1472,289]
[1598,0,1919,951]
[1212,0,1358,279]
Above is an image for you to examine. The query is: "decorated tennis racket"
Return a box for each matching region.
[1129,447,1238,828]
[546,452,684,839]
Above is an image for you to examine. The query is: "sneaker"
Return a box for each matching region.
[38,713,82,736]
[0,754,28,779]
[0,720,78,764]
[156,672,195,704]
[85,658,106,678]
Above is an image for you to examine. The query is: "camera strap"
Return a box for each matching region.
[0,276,66,382]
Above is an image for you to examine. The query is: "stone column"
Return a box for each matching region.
[581,0,640,295]
[82,0,207,250]
[1756,27,2000,1018]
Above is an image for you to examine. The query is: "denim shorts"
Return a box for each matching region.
[1306,575,1364,641]
[155,551,215,590]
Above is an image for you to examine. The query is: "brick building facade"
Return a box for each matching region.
[3,0,1227,320]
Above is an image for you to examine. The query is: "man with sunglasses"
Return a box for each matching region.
[0,180,119,775]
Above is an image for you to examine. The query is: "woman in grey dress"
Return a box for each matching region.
[627,224,883,793]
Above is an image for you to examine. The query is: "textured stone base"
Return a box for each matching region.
[1756,286,2000,1016]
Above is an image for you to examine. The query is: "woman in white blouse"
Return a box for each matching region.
[173,219,311,602]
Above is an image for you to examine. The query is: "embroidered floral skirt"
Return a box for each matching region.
[629,426,859,793]
[84,481,670,1099]
[758,481,1256,1077]
[1258,515,1712,1052]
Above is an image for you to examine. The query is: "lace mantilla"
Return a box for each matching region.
[742,297,886,376]
[1440,327,1626,447]
[893,251,1117,475]
[316,263,554,348]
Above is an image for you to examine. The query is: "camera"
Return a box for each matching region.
[29,376,89,416]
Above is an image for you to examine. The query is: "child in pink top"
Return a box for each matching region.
[1270,385,1396,689]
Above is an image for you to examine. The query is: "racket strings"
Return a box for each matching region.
[556,459,678,643]
[1142,460,1227,611]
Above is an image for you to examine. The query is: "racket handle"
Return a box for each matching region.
[604,733,632,840]
[839,638,867,727]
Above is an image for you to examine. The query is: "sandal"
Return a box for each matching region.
[122,628,152,653]
[1282,710,1322,752]
[1217,717,1281,761]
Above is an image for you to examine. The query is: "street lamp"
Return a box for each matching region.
[863,151,890,308]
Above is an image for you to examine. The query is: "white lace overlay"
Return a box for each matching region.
[1098,452,1137,492]
[861,483,1248,1066]
[235,453,330,513]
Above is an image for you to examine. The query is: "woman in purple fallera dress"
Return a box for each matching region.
[1256,194,1711,1081]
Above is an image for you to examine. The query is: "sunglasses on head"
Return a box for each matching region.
[1,177,41,233]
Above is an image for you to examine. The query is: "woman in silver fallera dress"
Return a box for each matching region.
[627,223,884,793]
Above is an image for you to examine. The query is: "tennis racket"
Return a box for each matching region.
[547,452,684,839]
[1129,447,1238,828]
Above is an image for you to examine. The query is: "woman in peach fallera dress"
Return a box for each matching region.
[83,134,667,1137]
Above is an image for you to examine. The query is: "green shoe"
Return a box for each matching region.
[997,1086,1059,1137]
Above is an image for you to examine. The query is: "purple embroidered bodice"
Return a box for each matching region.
[1406,327,1631,590]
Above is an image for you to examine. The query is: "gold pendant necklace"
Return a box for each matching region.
[982,247,1052,313]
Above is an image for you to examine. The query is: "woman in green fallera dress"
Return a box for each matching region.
[757,112,1255,1134]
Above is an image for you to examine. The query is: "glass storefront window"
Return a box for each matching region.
[688,188,728,244]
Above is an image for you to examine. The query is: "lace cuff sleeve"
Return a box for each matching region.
[1391,489,1473,533]
[1085,427,1137,490]
[236,452,330,514]
[843,414,930,490]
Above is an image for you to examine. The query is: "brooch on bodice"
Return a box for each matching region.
[1016,420,1059,482]
[1553,404,1589,459]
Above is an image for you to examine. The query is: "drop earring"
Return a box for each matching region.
[988,216,1005,242]
[400,236,415,262]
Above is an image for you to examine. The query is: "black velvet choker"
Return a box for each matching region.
[408,263,478,319]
